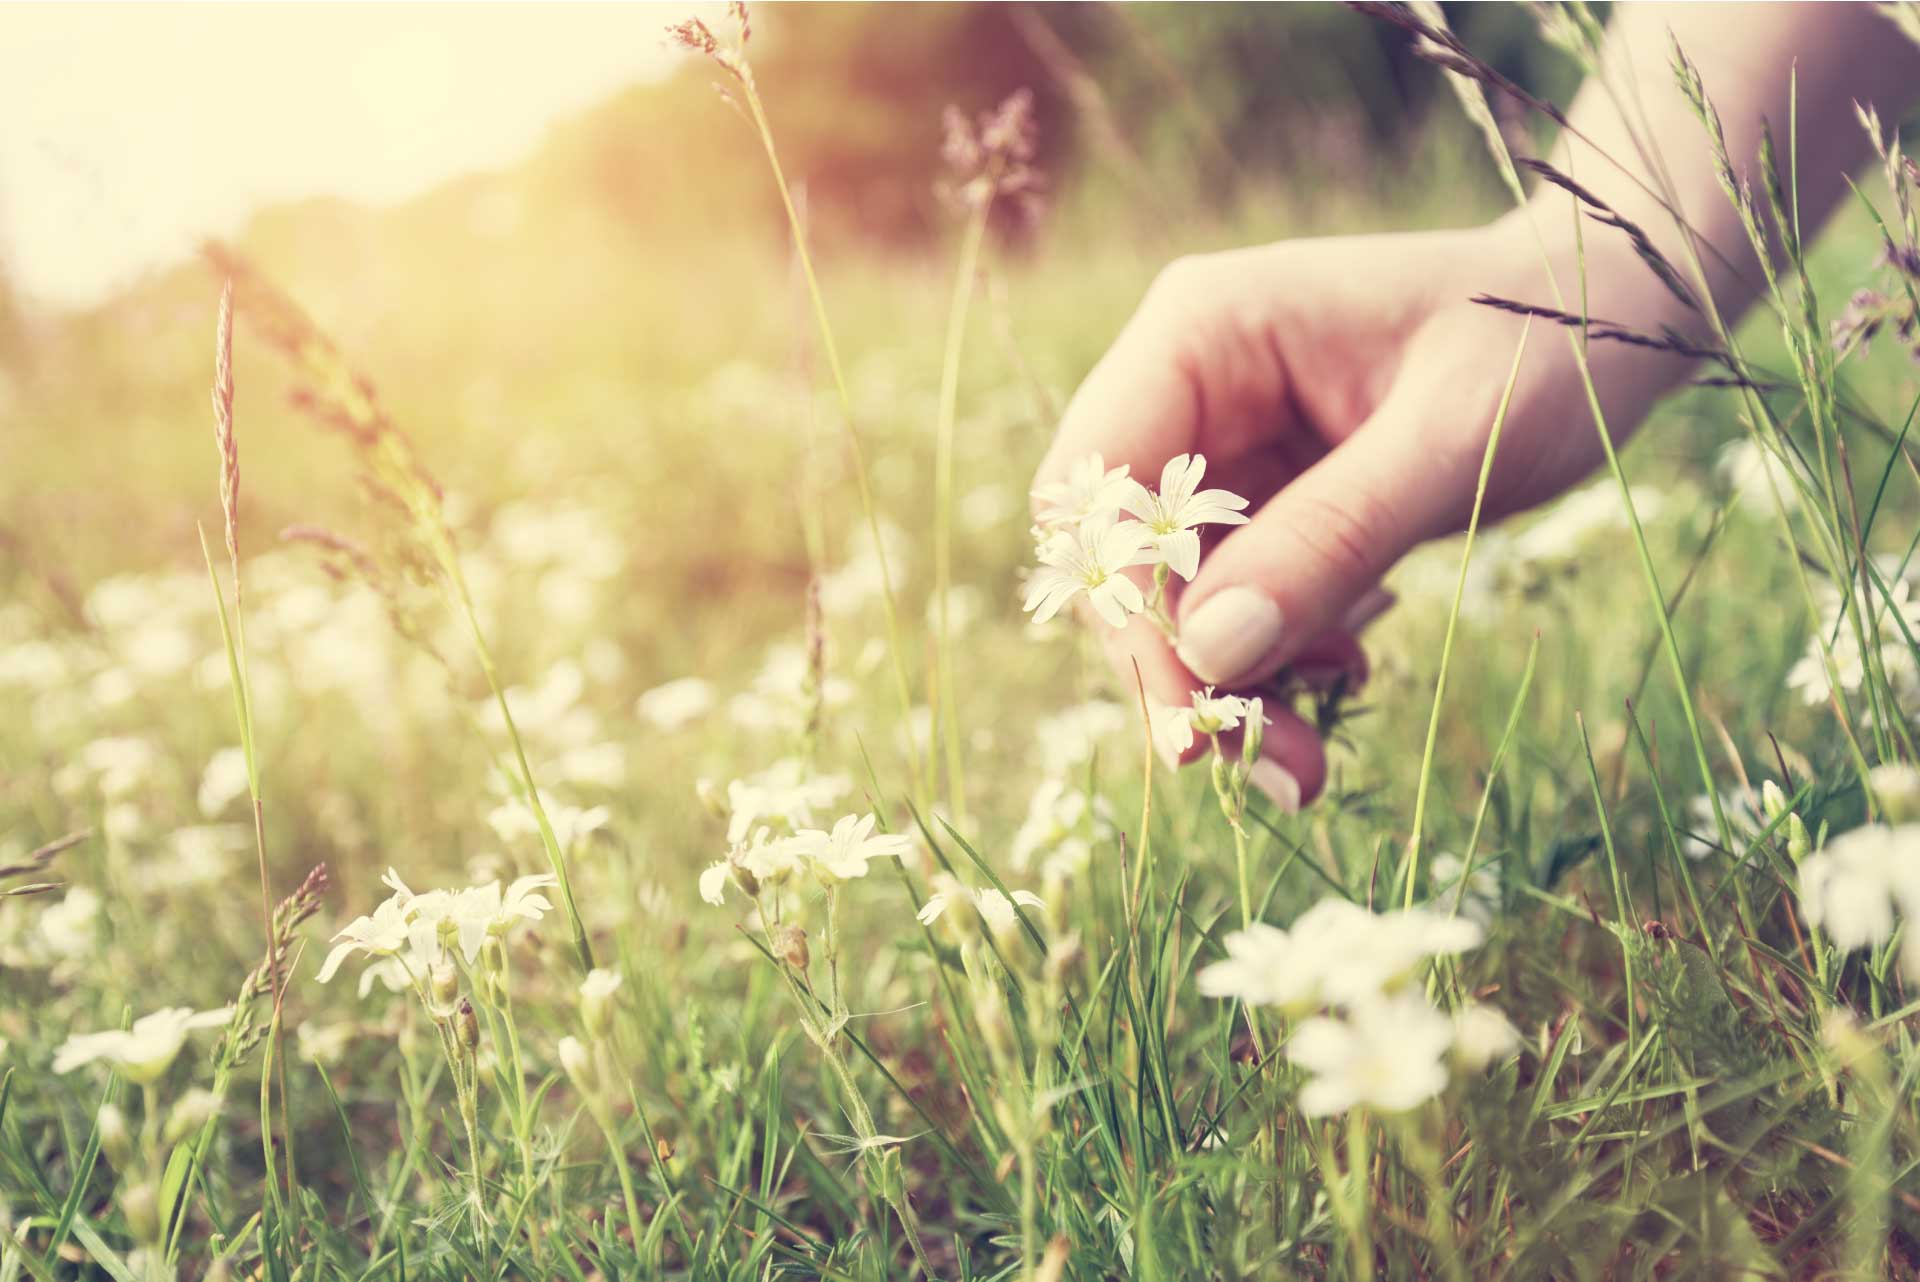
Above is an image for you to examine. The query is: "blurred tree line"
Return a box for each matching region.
[518,1,1586,258]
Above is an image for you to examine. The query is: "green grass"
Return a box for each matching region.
[5,15,1920,1281]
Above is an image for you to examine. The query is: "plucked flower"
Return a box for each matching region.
[1154,687,1267,761]
[1120,454,1250,580]
[1031,453,1132,528]
[54,1007,233,1084]
[792,813,913,883]
[1023,513,1153,628]
[1289,994,1454,1116]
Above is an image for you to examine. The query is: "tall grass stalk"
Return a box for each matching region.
[932,193,994,824]
[198,281,295,1206]
[707,22,926,803]
[1403,322,1531,906]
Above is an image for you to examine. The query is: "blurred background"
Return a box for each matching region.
[3,2,1906,909]
[0,2,1576,563]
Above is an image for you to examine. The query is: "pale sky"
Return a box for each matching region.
[0,4,700,309]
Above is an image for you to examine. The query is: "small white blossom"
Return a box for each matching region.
[916,877,1044,934]
[725,759,850,844]
[316,893,414,984]
[1031,453,1132,527]
[698,862,731,906]
[1797,823,1920,976]
[54,1006,233,1084]
[1023,514,1153,628]
[1450,1003,1522,1072]
[1197,900,1483,1013]
[1120,454,1250,580]
[197,746,251,817]
[1033,701,1127,775]
[792,813,913,884]
[636,676,715,732]
[1289,994,1454,1117]
[1010,778,1115,874]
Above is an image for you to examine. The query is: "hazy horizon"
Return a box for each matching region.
[0,3,701,309]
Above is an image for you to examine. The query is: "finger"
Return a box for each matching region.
[1032,249,1302,503]
[1172,383,1469,688]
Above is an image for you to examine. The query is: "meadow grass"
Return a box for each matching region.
[4,7,1920,1279]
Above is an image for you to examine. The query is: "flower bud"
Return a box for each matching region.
[121,1180,159,1244]
[455,998,480,1052]
[973,981,1015,1063]
[695,777,725,820]
[98,1103,133,1168]
[431,959,459,1008]
[775,924,810,971]
[1761,779,1789,824]
[1787,812,1812,865]
[730,857,761,899]
[580,968,622,1039]
[163,1088,223,1146]
[557,1035,597,1092]
[1241,698,1265,765]
[1870,762,1920,823]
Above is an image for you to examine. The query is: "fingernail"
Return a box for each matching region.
[1175,587,1283,684]
[1249,758,1302,814]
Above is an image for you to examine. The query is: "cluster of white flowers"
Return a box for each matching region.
[1010,777,1116,878]
[699,757,911,909]
[316,867,558,992]
[1198,899,1515,1116]
[1024,453,1249,628]
[1785,566,1920,715]
[1797,821,1920,980]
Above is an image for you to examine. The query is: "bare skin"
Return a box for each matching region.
[1032,3,1920,808]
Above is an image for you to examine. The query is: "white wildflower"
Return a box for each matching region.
[1023,513,1153,628]
[197,746,251,817]
[1119,453,1250,580]
[1031,452,1132,528]
[54,1006,233,1084]
[916,878,1044,934]
[792,813,913,884]
[1450,1003,1522,1072]
[638,677,716,732]
[1290,994,1454,1117]
[1033,700,1127,775]
[725,759,850,844]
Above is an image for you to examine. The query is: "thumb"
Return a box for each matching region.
[1172,402,1467,688]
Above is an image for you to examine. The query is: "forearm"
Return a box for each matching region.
[1516,3,1920,335]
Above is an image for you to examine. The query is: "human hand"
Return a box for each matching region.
[1031,214,1700,808]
